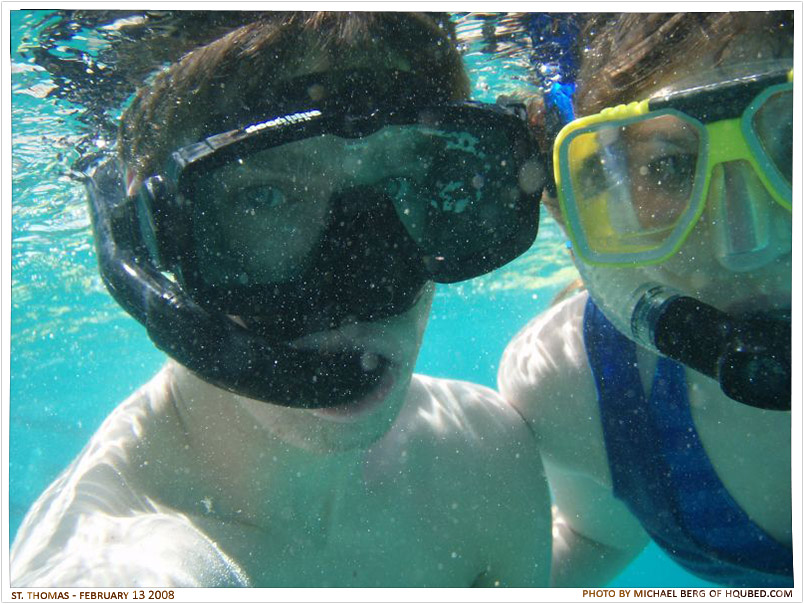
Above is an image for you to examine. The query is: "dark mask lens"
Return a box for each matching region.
[382,122,535,266]
[227,185,428,338]
[181,107,540,299]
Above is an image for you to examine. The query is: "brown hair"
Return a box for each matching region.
[574,12,793,115]
[119,12,470,181]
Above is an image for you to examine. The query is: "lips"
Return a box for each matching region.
[286,323,404,418]
[308,364,397,422]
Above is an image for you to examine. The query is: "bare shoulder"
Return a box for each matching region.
[407,374,532,437]
[497,292,608,475]
[397,374,543,472]
[499,290,590,407]
[10,369,246,587]
[377,374,552,586]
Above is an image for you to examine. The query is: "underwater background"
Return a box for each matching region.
[9,10,715,588]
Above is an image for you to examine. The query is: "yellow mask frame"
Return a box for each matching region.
[554,68,792,266]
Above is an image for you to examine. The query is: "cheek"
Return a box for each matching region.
[647,227,718,294]
[407,283,435,347]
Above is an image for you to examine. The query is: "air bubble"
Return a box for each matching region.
[518,159,545,194]
[360,352,379,372]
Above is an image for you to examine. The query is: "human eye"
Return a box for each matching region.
[229,184,287,216]
[639,152,697,194]
[576,155,610,198]
[629,151,697,229]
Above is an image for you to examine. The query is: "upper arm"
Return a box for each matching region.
[498,292,608,475]
[497,294,649,582]
[12,512,251,588]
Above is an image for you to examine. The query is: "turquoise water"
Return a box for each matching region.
[9,10,715,588]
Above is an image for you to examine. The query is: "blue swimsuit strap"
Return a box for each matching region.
[583,296,792,582]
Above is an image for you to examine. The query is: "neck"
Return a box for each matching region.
[164,360,363,529]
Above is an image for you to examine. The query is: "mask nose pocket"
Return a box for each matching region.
[241,185,429,340]
[708,160,789,272]
[318,185,428,321]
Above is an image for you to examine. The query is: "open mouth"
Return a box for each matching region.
[230,306,414,417]
[308,360,396,422]
[285,326,402,420]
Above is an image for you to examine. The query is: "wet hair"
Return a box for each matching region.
[541,11,793,222]
[574,11,794,115]
[119,12,470,181]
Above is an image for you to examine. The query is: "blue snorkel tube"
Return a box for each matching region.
[524,13,579,197]
[528,14,790,412]
[542,81,575,197]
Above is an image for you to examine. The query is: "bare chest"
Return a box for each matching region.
[191,487,485,587]
[683,370,791,544]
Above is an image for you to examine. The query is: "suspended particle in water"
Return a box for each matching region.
[360,352,379,372]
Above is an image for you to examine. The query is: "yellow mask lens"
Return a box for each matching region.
[564,113,703,261]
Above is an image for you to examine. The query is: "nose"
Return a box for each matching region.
[706,159,792,272]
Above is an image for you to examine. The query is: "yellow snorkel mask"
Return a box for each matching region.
[554,66,792,266]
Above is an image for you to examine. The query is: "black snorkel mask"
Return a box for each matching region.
[84,93,543,408]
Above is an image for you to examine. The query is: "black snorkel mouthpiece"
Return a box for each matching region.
[631,285,790,411]
[83,157,386,409]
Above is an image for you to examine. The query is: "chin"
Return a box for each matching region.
[250,370,414,454]
[313,387,412,453]
[236,284,433,452]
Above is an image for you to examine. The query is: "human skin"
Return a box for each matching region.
[12,289,551,586]
[498,43,792,586]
